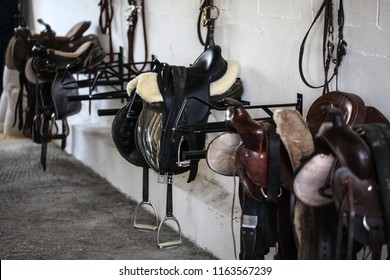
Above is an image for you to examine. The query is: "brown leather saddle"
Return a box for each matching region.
[221,102,300,260]
[6,18,104,170]
[295,106,388,259]
[225,102,272,202]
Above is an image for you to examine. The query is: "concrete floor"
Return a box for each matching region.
[0,135,217,260]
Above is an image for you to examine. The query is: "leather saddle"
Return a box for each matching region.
[295,107,387,259]
[6,18,102,75]
[114,45,243,182]
[225,102,272,201]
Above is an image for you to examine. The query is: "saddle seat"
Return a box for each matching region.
[185,45,227,81]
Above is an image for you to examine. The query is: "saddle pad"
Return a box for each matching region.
[293,153,335,207]
[273,108,314,170]
[126,60,239,103]
[206,132,241,176]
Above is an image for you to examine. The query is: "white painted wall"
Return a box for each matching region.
[27,0,390,259]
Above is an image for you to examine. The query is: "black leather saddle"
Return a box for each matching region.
[113,45,243,182]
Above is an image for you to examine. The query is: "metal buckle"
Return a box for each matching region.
[242,215,258,229]
[158,174,173,184]
[134,200,159,231]
[157,215,182,249]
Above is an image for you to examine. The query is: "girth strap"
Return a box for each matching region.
[266,123,281,202]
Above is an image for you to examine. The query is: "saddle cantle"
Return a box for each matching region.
[306,91,366,136]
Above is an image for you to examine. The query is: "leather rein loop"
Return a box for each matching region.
[197,0,219,50]
[126,0,148,74]
[99,0,114,62]
[299,0,346,94]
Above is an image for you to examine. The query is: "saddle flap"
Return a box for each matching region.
[112,97,149,168]
[50,71,81,119]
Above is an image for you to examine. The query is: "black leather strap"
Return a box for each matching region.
[240,187,278,259]
[299,0,346,94]
[197,0,217,50]
[126,0,148,74]
[266,123,281,203]
[98,0,114,62]
[361,124,390,259]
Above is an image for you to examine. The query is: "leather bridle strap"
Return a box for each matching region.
[126,0,148,74]
[299,0,346,94]
[298,0,331,92]
[197,0,218,50]
[99,0,114,62]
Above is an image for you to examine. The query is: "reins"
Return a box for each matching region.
[125,0,148,74]
[299,0,347,94]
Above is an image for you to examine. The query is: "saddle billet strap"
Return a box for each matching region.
[360,124,390,259]
[315,204,336,259]
[266,123,281,203]
[335,181,355,260]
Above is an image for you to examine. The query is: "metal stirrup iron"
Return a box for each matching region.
[157,175,182,248]
[133,167,159,231]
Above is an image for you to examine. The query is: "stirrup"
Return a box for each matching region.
[133,200,159,231]
[176,136,191,167]
[157,215,182,249]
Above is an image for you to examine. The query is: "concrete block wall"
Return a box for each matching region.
[27,0,390,259]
